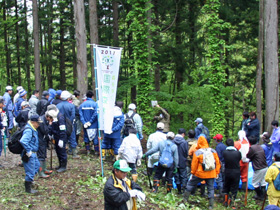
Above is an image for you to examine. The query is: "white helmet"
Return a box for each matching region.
[5,86,13,91]
[16,86,23,91]
[60,91,72,100]
[47,109,59,121]
[128,103,136,110]
[21,101,29,107]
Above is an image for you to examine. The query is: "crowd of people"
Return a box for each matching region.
[1,86,280,210]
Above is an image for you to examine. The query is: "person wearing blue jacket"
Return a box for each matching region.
[79,90,98,155]
[14,89,27,118]
[3,86,13,134]
[143,132,179,193]
[271,120,280,154]
[102,101,125,160]
[46,107,68,172]
[20,114,42,193]
[57,91,79,158]
[261,132,274,167]
[245,111,260,142]
[0,98,3,168]
[173,128,188,194]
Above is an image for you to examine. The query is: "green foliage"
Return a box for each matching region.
[201,0,229,134]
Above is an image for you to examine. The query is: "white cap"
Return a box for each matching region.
[128,103,136,110]
[5,86,13,91]
[157,122,164,129]
[21,101,29,107]
[60,91,72,100]
[166,132,175,139]
[47,109,59,121]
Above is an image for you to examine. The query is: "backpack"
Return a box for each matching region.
[201,126,210,142]
[65,117,73,137]
[200,148,216,171]
[8,127,33,154]
[159,141,174,168]
[273,166,280,190]
[123,113,136,136]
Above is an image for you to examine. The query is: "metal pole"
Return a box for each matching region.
[93,45,104,177]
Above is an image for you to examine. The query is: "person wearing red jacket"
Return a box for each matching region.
[183,135,221,209]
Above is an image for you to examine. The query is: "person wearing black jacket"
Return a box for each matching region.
[104,160,143,210]
[15,101,31,129]
[37,115,52,178]
[223,138,241,208]
[36,91,49,116]
[173,128,188,194]
[247,136,268,200]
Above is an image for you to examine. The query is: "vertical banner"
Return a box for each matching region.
[94,45,122,134]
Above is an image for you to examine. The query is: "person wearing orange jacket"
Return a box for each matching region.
[184,134,221,210]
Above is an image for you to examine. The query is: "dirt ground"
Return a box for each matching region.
[0,137,268,210]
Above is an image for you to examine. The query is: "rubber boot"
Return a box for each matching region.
[94,145,99,155]
[55,160,61,170]
[57,161,67,173]
[253,187,261,200]
[209,198,214,210]
[25,181,37,194]
[241,182,247,192]
[102,149,106,160]
[200,184,206,197]
[85,144,90,155]
[38,161,50,178]
[146,167,153,176]
[72,148,80,159]
[132,174,138,182]
[177,185,182,194]
[223,194,228,207]
[67,147,73,155]
[183,191,191,202]
[260,186,266,200]
[42,161,53,175]
[167,183,173,193]
[152,180,160,193]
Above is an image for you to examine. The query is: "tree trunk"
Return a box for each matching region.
[256,0,264,133]
[89,0,99,93]
[70,1,77,89]
[47,0,53,88]
[24,0,31,93]
[74,0,88,99]
[59,14,66,90]
[32,0,41,92]
[264,0,279,133]
[15,0,21,85]
[112,0,119,47]
[3,0,11,85]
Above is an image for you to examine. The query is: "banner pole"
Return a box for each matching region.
[93,45,104,177]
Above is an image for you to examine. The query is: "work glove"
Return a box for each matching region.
[137,159,141,167]
[136,190,146,201]
[84,122,91,129]
[128,189,139,197]
[106,130,113,135]
[142,154,146,159]
[26,151,32,157]
[173,168,178,174]
[58,140,64,148]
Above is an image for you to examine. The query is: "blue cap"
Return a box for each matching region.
[30,114,43,123]
[56,90,62,96]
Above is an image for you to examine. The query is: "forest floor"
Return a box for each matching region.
[0,138,268,210]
